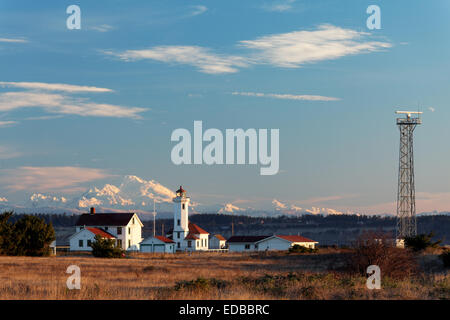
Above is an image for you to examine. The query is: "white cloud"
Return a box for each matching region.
[232,91,340,101]
[0,37,28,43]
[0,166,112,192]
[0,91,146,119]
[103,46,249,74]
[428,107,435,112]
[262,0,296,12]
[0,120,18,127]
[190,5,207,16]
[104,25,391,74]
[240,24,392,68]
[0,81,113,93]
[0,145,22,159]
[90,24,115,32]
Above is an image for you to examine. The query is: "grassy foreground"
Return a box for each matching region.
[0,249,448,300]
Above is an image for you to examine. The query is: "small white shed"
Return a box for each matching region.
[209,234,227,249]
[256,235,318,251]
[140,235,175,253]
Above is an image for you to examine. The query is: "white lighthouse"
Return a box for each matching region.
[173,186,190,248]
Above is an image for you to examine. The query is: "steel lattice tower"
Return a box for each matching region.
[395,111,422,239]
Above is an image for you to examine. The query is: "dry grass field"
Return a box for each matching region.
[0,249,448,300]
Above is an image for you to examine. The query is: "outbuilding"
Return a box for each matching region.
[140,235,175,253]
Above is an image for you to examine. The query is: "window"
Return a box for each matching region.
[177,232,180,239]
[132,218,135,224]
[177,242,180,248]
[182,204,185,209]
[117,227,122,235]
[128,240,131,248]
[254,244,258,249]
[196,240,199,247]
[87,240,92,247]
[177,219,180,226]
[79,240,83,247]
[245,244,250,250]
[187,241,192,248]
[117,239,122,248]
[128,227,131,235]
[104,227,108,231]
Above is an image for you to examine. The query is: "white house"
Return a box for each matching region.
[209,234,227,249]
[70,207,143,251]
[69,226,116,251]
[140,235,175,253]
[255,235,318,251]
[227,235,318,252]
[227,236,270,252]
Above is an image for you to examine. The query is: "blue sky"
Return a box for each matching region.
[0,0,449,214]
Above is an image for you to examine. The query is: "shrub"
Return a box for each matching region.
[439,250,450,268]
[289,244,318,254]
[404,232,441,252]
[346,231,418,279]
[90,235,125,258]
[174,277,228,291]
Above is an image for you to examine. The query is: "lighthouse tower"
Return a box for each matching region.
[173,186,190,248]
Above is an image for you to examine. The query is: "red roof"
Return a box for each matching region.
[188,222,209,234]
[154,235,174,243]
[276,235,317,243]
[214,234,226,241]
[86,227,115,239]
[185,233,199,240]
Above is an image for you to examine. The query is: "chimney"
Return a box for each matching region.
[90,207,95,215]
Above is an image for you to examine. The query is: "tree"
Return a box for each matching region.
[90,234,124,258]
[0,211,14,255]
[404,232,441,252]
[11,215,55,256]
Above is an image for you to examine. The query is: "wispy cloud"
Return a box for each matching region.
[0,37,28,43]
[0,120,18,128]
[0,91,145,119]
[232,91,340,101]
[0,81,113,93]
[190,5,207,16]
[0,82,146,119]
[0,166,112,192]
[262,0,296,12]
[428,107,435,112]
[104,25,391,74]
[103,46,249,74]
[89,24,115,32]
[240,24,392,68]
[0,146,22,159]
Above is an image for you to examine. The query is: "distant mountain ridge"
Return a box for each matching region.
[0,174,448,217]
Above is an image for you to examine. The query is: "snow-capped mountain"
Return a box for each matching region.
[1,174,447,217]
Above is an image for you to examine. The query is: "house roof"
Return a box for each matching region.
[274,235,317,243]
[86,227,116,239]
[188,222,209,234]
[154,235,175,243]
[227,235,270,243]
[213,234,226,241]
[75,213,137,226]
[185,233,199,240]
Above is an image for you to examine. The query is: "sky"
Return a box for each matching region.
[0,0,449,214]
